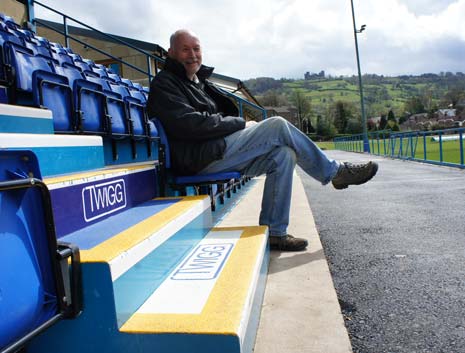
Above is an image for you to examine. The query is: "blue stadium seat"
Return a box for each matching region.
[24,39,51,57]
[32,70,75,132]
[152,118,241,210]
[6,42,75,131]
[108,81,147,138]
[5,42,56,105]
[120,77,134,87]
[90,63,109,78]
[0,13,21,30]
[73,79,107,134]
[132,82,143,90]
[84,75,130,137]
[0,150,81,353]
[71,59,88,72]
[51,48,74,66]
[128,87,147,103]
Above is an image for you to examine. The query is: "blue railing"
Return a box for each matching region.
[28,1,267,119]
[30,0,164,81]
[334,127,465,169]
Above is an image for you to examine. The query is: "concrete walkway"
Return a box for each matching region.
[217,173,352,353]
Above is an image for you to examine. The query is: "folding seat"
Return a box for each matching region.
[68,53,82,62]
[120,77,134,88]
[152,118,241,210]
[87,75,133,156]
[49,41,64,50]
[5,42,55,105]
[73,78,107,134]
[33,35,51,48]
[5,42,75,132]
[108,81,147,138]
[0,14,21,31]
[54,63,111,134]
[0,150,81,353]
[0,26,23,85]
[132,82,143,90]
[14,28,35,41]
[107,72,122,83]
[128,86,147,103]
[24,39,51,58]
[142,86,149,100]
[73,59,93,74]
[51,48,74,66]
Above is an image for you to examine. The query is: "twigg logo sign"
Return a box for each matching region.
[81,179,127,222]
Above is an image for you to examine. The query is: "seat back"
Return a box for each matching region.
[32,70,74,132]
[74,79,107,134]
[152,118,172,169]
[0,150,81,353]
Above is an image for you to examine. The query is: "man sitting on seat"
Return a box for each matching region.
[147,29,378,251]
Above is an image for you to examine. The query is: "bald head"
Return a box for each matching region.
[168,29,203,80]
[170,29,199,49]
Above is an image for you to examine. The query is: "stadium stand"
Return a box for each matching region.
[0,7,267,353]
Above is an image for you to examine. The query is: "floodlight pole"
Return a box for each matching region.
[350,0,370,153]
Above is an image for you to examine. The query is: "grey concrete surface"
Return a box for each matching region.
[218,174,352,353]
[299,151,465,353]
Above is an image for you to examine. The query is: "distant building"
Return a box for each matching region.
[437,109,456,119]
[304,70,325,80]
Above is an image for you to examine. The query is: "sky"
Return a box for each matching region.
[34,0,465,80]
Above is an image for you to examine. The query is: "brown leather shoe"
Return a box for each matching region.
[269,235,308,251]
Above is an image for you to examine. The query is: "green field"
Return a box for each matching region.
[332,135,465,165]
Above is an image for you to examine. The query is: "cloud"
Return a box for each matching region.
[33,0,465,79]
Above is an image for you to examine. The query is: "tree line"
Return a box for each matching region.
[244,73,465,139]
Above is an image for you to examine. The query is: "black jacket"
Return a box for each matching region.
[147,57,245,175]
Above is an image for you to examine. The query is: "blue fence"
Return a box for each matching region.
[334,127,465,169]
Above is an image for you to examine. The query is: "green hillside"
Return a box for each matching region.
[245,74,465,120]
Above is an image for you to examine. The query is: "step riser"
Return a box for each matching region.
[0,133,104,176]
[47,166,158,237]
[103,138,159,166]
[0,104,54,134]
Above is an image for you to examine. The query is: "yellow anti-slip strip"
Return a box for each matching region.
[44,162,156,185]
[120,226,267,335]
[80,195,208,263]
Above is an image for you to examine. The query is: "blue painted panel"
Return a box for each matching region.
[51,168,159,238]
[8,146,104,176]
[0,115,54,134]
[60,198,180,248]
[103,138,159,166]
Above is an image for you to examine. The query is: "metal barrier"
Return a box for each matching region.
[27,1,267,119]
[334,128,465,169]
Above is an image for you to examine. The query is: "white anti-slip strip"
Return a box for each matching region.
[46,165,155,190]
[0,103,52,118]
[109,197,211,281]
[0,133,102,148]
[136,229,243,315]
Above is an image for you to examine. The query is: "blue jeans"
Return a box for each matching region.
[199,116,340,236]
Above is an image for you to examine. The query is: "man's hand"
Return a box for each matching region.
[245,120,258,128]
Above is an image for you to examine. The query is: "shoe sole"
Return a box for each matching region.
[332,162,378,190]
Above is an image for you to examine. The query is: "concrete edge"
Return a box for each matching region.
[217,173,352,353]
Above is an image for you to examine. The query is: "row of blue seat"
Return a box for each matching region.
[1,13,154,144]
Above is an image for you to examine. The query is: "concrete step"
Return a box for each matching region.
[44,162,159,237]
[28,190,268,353]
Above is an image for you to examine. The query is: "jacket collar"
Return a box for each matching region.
[164,57,214,83]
